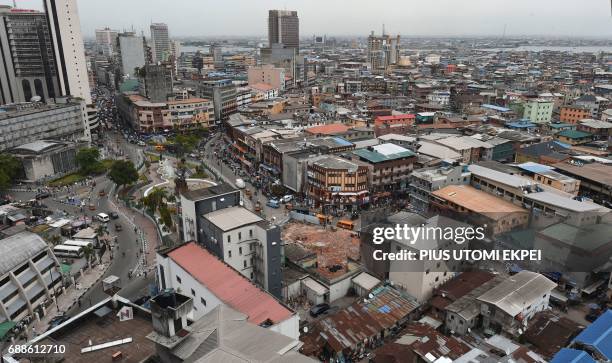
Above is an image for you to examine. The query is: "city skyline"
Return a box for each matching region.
[2,0,611,38]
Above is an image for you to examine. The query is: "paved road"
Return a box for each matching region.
[198,133,288,223]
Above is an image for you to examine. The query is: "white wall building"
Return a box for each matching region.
[156,242,299,340]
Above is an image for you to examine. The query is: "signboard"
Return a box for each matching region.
[117,306,133,321]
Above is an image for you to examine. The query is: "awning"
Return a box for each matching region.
[0,321,16,339]
[60,263,71,274]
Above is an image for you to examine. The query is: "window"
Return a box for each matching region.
[176,275,181,284]
[239,247,243,255]
[243,260,247,268]
[228,250,232,258]
[425,269,430,274]
[201,297,206,306]
[227,235,231,243]
[435,276,439,282]
[238,232,242,240]
[249,229,253,237]
[191,289,195,296]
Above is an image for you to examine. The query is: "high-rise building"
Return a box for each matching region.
[118,32,146,78]
[0,6,59,104]
[139,64,172,103]
[44,0,92,104]
[209,43,223,69]
[268,10,299,51]
[367,30,400,71]
[95,27,118,56]
[150,23,170,63]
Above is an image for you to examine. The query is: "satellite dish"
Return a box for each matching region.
[303,326,309,333]
[368,293,374,299]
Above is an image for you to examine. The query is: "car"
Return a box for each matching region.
[266,199,280,208]
[35,192,50,199]
[48,315,69,329]
[235,178,246,189]
[309,303,330,317]
[109,212,119,219]
[115,223,123,231]
[280,195,293,203]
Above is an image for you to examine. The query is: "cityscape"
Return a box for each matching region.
[0,1,611,362]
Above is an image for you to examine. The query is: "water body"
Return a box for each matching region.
[479,46,612,53]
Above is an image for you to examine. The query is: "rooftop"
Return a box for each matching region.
[523,310,584,359]
[572,309,612,361]
[477,271,557,317]
[304,123,349,135]
[167,242,294,325]
[557,130,592,139]
[0,231,48,276]
[353,143,415,163]
[432,184,527,219]
[311,155,363,172]
[553,161,612,186]
[203,206,263,231]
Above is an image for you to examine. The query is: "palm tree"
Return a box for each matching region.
[95,225,106,238]
[83,245,94,268]
[48,235,62,246]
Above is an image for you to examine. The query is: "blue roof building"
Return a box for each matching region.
[551,348,597,363]
[572,309,612,361]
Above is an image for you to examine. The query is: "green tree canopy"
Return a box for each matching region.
[0,154,22,192]
[76,147,103,175]
[108,160,138,188]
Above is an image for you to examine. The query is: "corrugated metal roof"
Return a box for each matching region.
[573,310,612,360]
[477,271,557,317]
[551,348,597,363]
[0,231,48,276]
[203,206,263,231]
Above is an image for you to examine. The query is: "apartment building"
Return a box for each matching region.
[197,79,237,121]
[248,64,286,91]
[523,99,553,124]
[559,105,590,124]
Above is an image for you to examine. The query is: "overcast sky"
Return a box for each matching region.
[3,0,611,38]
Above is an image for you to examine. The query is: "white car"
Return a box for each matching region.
[235,179,246,189]
[281,195,293,203]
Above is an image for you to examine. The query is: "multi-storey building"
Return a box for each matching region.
[44,0,91,104]
[118,32,146,78]
[0,6,59,104]
[268,10,299,51]
[559,105,590,124]
[523,99,553,124]
[197,79,237,121]
[139,64,172,103]
[306,155,370,211]
[352,143,416,192]
[247,64,286,91]
[0,97,86,151]
[408,163,471,212]
[94,27,118,56]
[150,23,170,63]
[367,31,400,71]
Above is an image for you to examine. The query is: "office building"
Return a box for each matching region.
[94,27,118,56]
[139,64,172,102]
[367,30,400,71]
[260,44,297,82]
[0,231,62,324]
[197,79,237,121]
[44,0,91,104]
[0,97,87,151]
[268,10,299,51]
[118,32,146,78]
[12,140,82,182]
[150,22,170,63]
[247,64,286,91]
[209,43,223,69]
[0,6,60,105]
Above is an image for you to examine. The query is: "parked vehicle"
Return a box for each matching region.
[115,223,123,231]
[309,303,330,317]
[336,220,354,230]
[97,213,110,223]
[266,199,280,208]
[280,195,293,203]
[235,178,246,189]
[109,212,119,219]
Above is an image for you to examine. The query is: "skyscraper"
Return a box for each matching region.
[150,23,170,63]
[44,0,92,104]
[0,5,59,104]
[268,10,299,51]
[95,27,119,56]
[118,32,146,78]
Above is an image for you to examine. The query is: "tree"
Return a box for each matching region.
[48,235,62,246]
[0,154,22,193]
[109,160,138,189]
[142,187,168,214]
[159,205,174,230]
[76,148,102,175]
